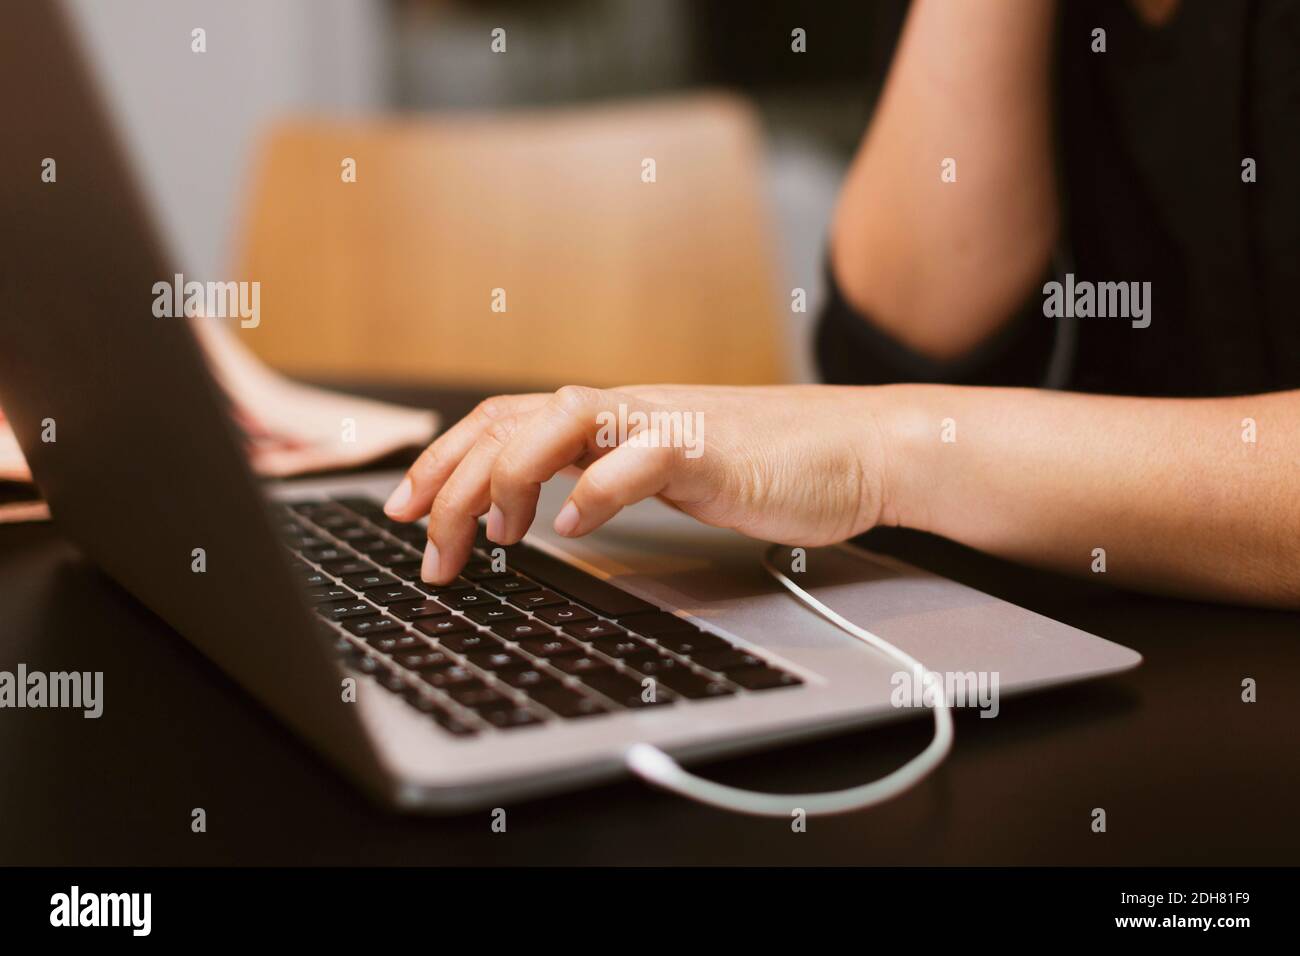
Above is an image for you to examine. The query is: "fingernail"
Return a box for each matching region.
[553,501,580,536]
[421,541,440,582]
[485,503,504,543]
[383,478,412,517]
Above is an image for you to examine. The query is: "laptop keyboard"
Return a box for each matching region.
[281,496,803,738]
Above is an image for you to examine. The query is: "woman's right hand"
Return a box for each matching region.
[381,383,896,584]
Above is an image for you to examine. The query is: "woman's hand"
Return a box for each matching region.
[382,384,893,584]
[379,382,1300,606]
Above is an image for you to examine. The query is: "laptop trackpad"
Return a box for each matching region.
[527,475,1141,682]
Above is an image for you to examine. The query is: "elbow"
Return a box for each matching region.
[829,208,1057,363]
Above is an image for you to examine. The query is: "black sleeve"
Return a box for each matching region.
[814,259,1061,387]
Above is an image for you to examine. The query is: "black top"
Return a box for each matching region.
[817,0,1300,398]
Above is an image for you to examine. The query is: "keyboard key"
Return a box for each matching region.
[317,599,379,622]
[448,683,512,710]
[391,600,450,621]
[389,561,425,582]
[412,616,474,638]
[622,652,686,678]
[414,578,474,596]
[518,635,584,659]
[506,589,568,611]
[393,649,455,671]
[364,633,425,654]
[321,559,377,576]
[330,496,382,516]
[503,545,658,617]
[653,631,731,657]
[302,545,355,563]
[374,519,414,538]
[530,684,608,719]
[617,611,696,636]
[552,655,611,676]
[728,666,803,691]
[481,576,540,596]
[341,571,400,592]
[466,649,529,671]
[491,620,555,641]
[561,620,626,642]
[590,636,651,659]
[298,570,330,588]
[313,514,359,532]
[653,668,734,700]
[368,586,424,606]
[689,649,768,674]
[536,605,594,626]
[361,517,406,537]
[420,665,479,689]
[437,631,503,654]
[400,686,440,712]
[335,526,376,543]
[464,604,523,625]
[370,548,417,566]
[434,711,480,736]
[350,536,395,554]
[463,562,513,582]
[343,616,404,638]
[578,669,668,708]
[480,707,546,729]
[305,584,351,603]
[332,640,365,666]
[347,654,382,675]
[371,663,409,693]
[401,690,478,735]
[496,666,558,690]
[439,589,497,610]
[394,528,431,547]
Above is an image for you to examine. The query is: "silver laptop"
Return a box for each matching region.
[0,1,1140,813]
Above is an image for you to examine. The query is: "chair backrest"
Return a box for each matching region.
[233,94,788,389]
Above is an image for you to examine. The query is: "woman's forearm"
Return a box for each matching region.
[832,0,1059,360]
[874,384,1300,608]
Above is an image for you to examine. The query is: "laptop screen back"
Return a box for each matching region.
[0,1,369,763]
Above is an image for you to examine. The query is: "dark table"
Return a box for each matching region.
[2,384,1297,866]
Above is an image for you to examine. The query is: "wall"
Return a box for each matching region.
[65,0,388,278]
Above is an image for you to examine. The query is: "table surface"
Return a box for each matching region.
[2,384,1297,866]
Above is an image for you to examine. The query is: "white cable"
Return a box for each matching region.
[624,544,954,817]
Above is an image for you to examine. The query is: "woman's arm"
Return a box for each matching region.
[383,383,1300,610]
[879,385,1300,607]
[832,0,1059,360]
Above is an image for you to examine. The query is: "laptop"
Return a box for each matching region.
[0,1,1140,812]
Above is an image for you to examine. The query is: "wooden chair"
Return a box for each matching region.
[232,94,788,390]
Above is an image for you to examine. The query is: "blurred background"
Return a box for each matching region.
[66,0,895,388]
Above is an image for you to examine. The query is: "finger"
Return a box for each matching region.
[553,439,678,537]
[383,393,548,521]
[422,415,520,583]
[487,385,652,543]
